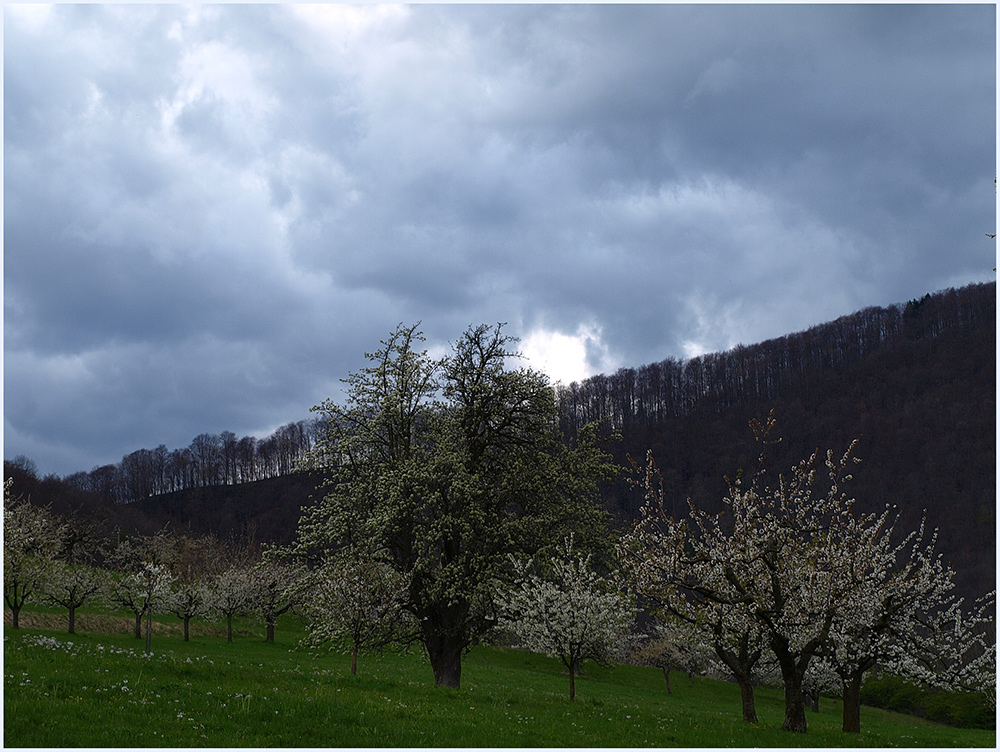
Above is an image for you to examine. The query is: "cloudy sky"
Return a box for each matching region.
[4,4,995,477]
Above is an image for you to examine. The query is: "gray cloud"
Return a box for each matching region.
[4,4,994,476]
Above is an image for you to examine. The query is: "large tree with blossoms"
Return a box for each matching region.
[818,510,964,733]
[295,323,614,689]
[623,413,969,734]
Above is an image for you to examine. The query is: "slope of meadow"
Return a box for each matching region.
[4,609,994,748]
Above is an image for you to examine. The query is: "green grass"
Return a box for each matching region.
[4,610,995,747]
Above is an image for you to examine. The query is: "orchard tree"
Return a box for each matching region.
[137,561,176,653]
[619,452,769,724]
[626,415,876,733]
[819,511,963,733]
[627,414,983,733]
[298,543,413,675]
[629,623,714,695]
[496,535,634,701]
[907,591,997,710]
[211,560,256,642]
[167,534,221,641]
[109,531,176,650]
[44,562,105,634]
[955,592,996,708]
[106,568,150,639]
[248,551,305,643]
[296,323,614,688]
[45,511,107,634]
[4,478,63,628]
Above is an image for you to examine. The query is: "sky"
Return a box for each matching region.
[4,3,996,478]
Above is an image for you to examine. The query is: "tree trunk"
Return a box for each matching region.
[713,644,759,724]
[266,620,275,643]
[68,605,76,634]
[424,631,463,688]
[183,615,190,642]
[145,610,153,653]
[780,668,808,733]
[134,612,142,639]
[738,678,758,724]
[569,664,576,701]
[352,643,359,675]
[227,613,234,643]
[662,666,672,694]
[842,673,863,733]
[770,635,810,733]
[11,604,20,629]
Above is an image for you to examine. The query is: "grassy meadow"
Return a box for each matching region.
[4,607,995,748]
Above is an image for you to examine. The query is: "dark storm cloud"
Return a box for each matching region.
[4,4,994,476]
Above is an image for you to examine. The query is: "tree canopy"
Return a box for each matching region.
[295,322,615,687]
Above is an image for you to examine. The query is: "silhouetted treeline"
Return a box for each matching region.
[60,420,326,505]
[3,458,324,549]
[557,282,995,599]
[556,283,994,434]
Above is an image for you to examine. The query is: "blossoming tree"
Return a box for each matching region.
[247,551,306,643]
[496,535,634,700]
[818,510,963,732]
[210,560,256,643]
[44,561,106,634]
[167,534,221,641]
[297,543,413,675]
[623,414,979,734]
[618,457,769,723]
[4,478,63,629]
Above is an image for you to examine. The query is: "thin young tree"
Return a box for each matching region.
[496,535,634,701]
[167,534,221,641]
[4,478,63,628]
[298,543,413,675]
[211,560,256,643]
[109,530,176,650]
[629,621,714,695]
[248,550,305,643]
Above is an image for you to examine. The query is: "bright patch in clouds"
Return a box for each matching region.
[520,325,615,386]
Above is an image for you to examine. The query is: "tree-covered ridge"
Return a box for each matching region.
[23,420,328,507]
[568,282,995,599]
[556,282,993,432]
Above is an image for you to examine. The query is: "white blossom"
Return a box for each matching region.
[298,544,412,675]
[496,535,634,700]
[619,413,968,734]
[4,478,63,628]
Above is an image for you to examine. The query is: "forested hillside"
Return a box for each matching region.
[556,281,995,598]
[6,282,994,598]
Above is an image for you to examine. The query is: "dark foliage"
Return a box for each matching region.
[860,674,994,730]
[3,460,323,548]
